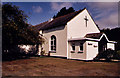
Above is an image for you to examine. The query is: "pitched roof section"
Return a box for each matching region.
[34,8,86,30]
[33,21,49,31]
[85,33,103,39]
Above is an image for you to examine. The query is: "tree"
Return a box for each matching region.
[100,27,120,61]
[101,27,120,51]
[53,7,75,19]
[2,3,44,60]
[67,7,75,14]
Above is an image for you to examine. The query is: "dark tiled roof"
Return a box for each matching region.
[32,21,49,31]
[85,33,103,39]
[34,8,86,30]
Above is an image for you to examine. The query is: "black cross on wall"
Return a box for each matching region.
[84,16,88,27]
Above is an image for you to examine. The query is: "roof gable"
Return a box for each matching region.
[69,33,116,43]
[85,33,116,43]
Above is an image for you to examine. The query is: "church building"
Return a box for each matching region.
[35,8,116,60]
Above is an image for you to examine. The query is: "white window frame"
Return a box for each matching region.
[50,35,56,52]
[71,43,75,51]
[79,43,83,52]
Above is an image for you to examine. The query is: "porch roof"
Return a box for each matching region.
[68,33,116,43]
[68,37,99,41]
[85,33,103,39]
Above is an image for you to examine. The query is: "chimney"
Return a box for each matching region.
[48,18,53,22]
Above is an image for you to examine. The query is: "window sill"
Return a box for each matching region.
[49,51,56,53]
[78,51,83,53]
[71,51,75,53]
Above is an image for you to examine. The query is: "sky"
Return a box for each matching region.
[3,2,118,29]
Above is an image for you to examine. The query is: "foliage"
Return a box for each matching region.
[101,27,120,51]
[94,49,120,61]
[27,45,38,55]
[2,45,27,61]
[41,50,45,56]
[117,50,120,56]
[101,27,120,41]
[2,3,44,46]
[53,7,75,19]
[2,3,44,60]
[103,49,115,60]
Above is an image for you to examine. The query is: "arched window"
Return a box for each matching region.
[51,35,56,51]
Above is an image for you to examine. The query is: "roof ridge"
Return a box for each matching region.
[35,8,86,27]
[52,8,85,20]
[34,8,86,30]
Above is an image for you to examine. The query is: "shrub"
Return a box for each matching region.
[94,49,120,61]
[2,45,26,61]
[103,49,115,61]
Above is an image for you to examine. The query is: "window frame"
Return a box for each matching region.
[78,43,84,53]
[50,35,56,52]
[71,43,75,53]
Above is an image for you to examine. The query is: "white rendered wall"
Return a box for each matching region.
[41,26,67,57]
[107,43,115,50]
[67,9,100,39]
[68,41,98,60]
[86,41,98,60]
[68,41,86,60]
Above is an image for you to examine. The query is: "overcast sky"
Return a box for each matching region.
[3,2,118,29]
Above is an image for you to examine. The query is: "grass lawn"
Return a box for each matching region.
[2,57,120,76]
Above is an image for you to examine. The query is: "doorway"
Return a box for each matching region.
[98,36,108,53]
